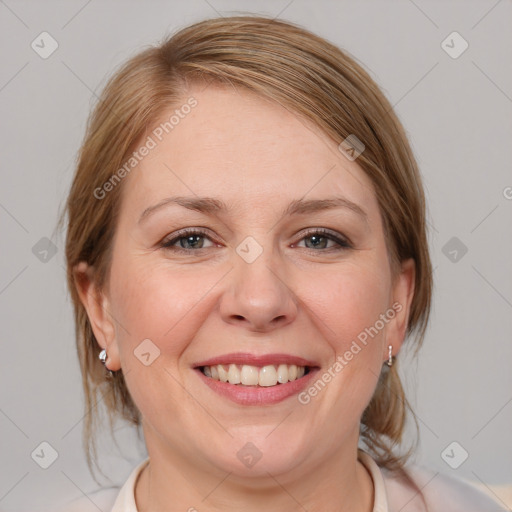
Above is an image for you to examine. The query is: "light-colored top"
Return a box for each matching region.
[62,449,507,511]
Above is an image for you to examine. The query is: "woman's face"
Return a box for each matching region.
[81,83,414,478]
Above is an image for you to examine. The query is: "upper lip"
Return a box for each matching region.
[193,352,319,368]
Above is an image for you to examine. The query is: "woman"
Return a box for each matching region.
[60,15,505,512]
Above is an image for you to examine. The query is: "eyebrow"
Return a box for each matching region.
[138,195,368,224]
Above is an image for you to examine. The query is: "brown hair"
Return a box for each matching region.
[58,15,432,482]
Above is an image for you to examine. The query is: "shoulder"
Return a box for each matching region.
[382,462,508,512]
[50,487,120,512]
[50,458,148,512]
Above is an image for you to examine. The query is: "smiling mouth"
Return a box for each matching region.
[198,363,311,387]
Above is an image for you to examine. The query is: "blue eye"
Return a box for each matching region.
[295,228,351,251]
[161,229,215,251]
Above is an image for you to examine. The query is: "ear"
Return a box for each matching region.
[384,258,415,362]
[73,261,121,371]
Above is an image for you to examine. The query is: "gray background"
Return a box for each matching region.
[1,0,511,510]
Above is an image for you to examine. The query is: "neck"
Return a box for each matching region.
[135,439,374,512]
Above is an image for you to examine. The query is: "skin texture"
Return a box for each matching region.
[76,82,415,512]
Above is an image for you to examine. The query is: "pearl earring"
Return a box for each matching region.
[99,348,115,377]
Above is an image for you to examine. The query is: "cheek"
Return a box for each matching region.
[107,258,224,423]
[297,265,391,419]
[302,261,391,353]
[109,256,221,361]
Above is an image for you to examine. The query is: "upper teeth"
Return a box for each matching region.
[202,364,306,386]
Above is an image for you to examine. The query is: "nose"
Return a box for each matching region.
[219,249,298,333]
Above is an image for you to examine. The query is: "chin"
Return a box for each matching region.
[206,427,308,478]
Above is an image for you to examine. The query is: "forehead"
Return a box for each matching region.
[118,83,379,222]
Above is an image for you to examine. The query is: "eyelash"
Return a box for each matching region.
[160,227,352,254]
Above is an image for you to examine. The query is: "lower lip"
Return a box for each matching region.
[195,368,319,406]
